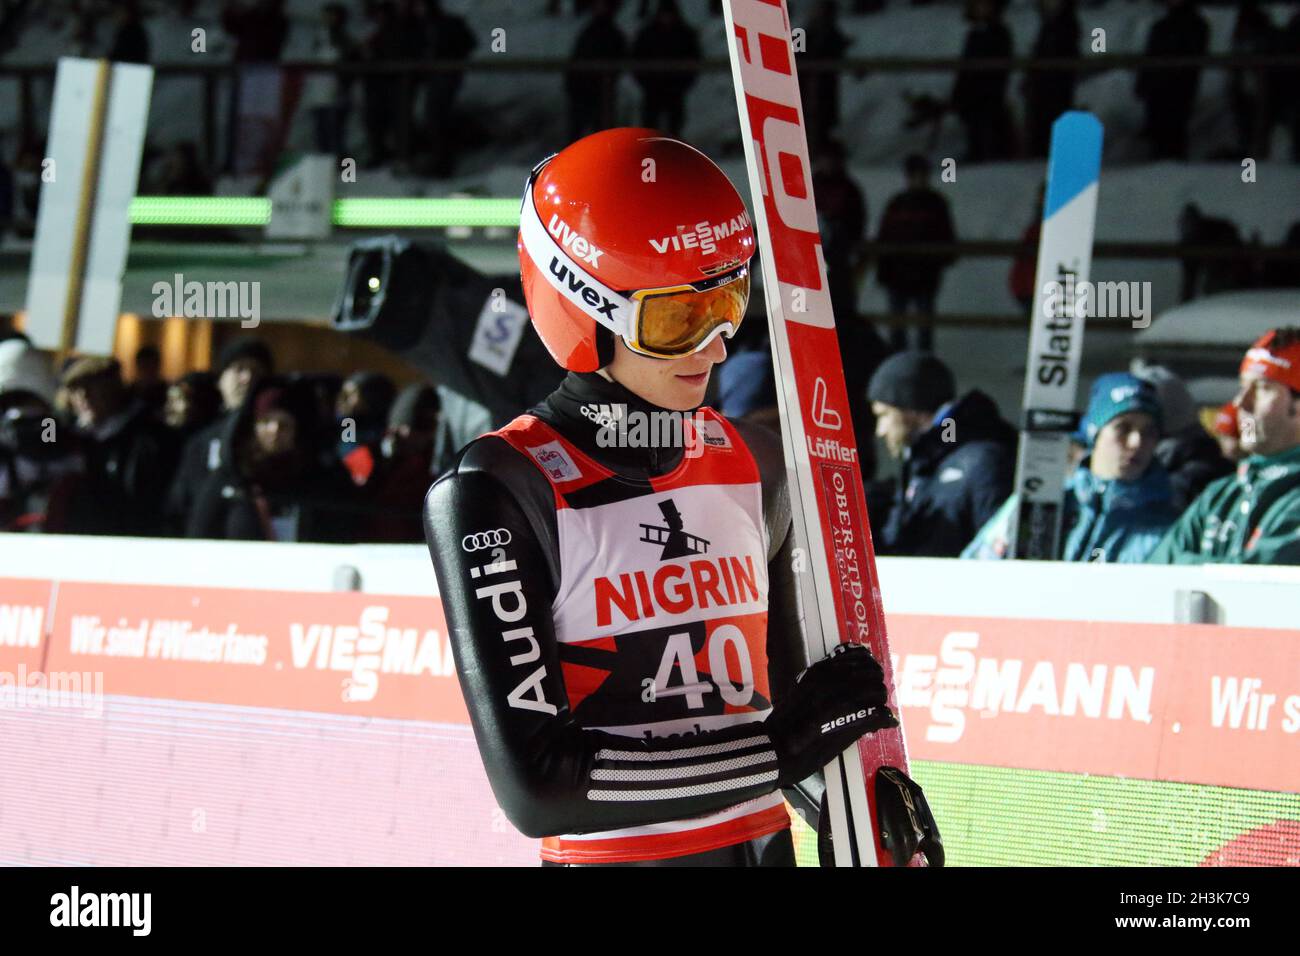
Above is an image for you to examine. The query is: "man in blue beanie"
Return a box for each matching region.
[963,372,1177,562]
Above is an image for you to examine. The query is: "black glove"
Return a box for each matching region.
[765,643,898,788]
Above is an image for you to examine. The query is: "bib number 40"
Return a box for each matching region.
[642,626,755,708]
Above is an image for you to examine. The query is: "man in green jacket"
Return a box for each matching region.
[1148,328,1300,565]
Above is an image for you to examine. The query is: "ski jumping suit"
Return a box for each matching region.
[424,371,812,866]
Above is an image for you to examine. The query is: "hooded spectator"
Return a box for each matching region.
[60,356,171,535]
[867,351,1016,556]
[165,336,274,533]
[335,371,396,486]
[1131,360,1232,511]
[964,373,1177,562]
[187,376,357,542]
[0,340,83,532]
[1149,328,1300,564]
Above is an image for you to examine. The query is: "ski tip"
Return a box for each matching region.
[1043,111,1103,220]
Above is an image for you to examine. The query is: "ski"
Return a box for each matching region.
[721,0,926,867]
[1008,111,1105,560]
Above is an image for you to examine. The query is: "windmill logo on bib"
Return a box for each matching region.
[639,499,710,560]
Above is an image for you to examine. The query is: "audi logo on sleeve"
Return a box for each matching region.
[461,529,513,552]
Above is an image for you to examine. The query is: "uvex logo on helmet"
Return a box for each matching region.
[650,213,752,258]
[547,257,621,320]
[547,214,604,267]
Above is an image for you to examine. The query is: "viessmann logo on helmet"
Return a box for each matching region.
[650,212,752,257]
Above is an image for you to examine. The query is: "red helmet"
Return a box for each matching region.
[518,128,755,372]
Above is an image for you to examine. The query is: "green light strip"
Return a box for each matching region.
[130,196,271,226]
[333,197,520,228]
[127,196,521,229]
[793,761,1300,867]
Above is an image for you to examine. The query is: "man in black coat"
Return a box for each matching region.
[566,0,628,141]
[868,351,1017,557]
[1136,0,1210,159]
[951,0,1014,162]
[164,337,273,534]
[62,356,171,536]
[876,155,957,352]
[1023,0,1080,157]
[631,0,700,137]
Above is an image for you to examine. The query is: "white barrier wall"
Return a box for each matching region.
[3,533,1296,629]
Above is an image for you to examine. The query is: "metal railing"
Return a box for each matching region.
[3,51,1296,169]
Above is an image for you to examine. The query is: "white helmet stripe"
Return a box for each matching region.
[519,187,635,337]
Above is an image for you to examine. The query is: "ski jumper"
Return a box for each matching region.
[424,371,808,865]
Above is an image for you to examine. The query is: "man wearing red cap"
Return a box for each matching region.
[1148,328,1300,564]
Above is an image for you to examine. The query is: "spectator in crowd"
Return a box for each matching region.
[0,339,82,533]
[814,139,867,326]
[421,0,478,176]
[222,0,292,174]
[130,344,167,419]
[1008,185,1044,312]
[876,154,957,352]
[361,0,403,167]
[166,336,273,534]
[61,356,171,536]
[1210,400,1244,463]
[632,0,700,137]
[867,351,1017,557]
[566,0,627,142]
[187,377,358,543]
[1229,0,1281,159]
[1023,0,1079,157]
[800,0,853,149]
[334,370,397,487]
[1149,328,1300,564]
[1135,0,1209,160]
[108,0,150,64]
[164,371,222,442]
[1179,203,1249,302]
[1131,360,1232,511]
[304,2,356,157]
[364,383,441,541]
[964,373,1177,562]
[951,0,1014,162]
